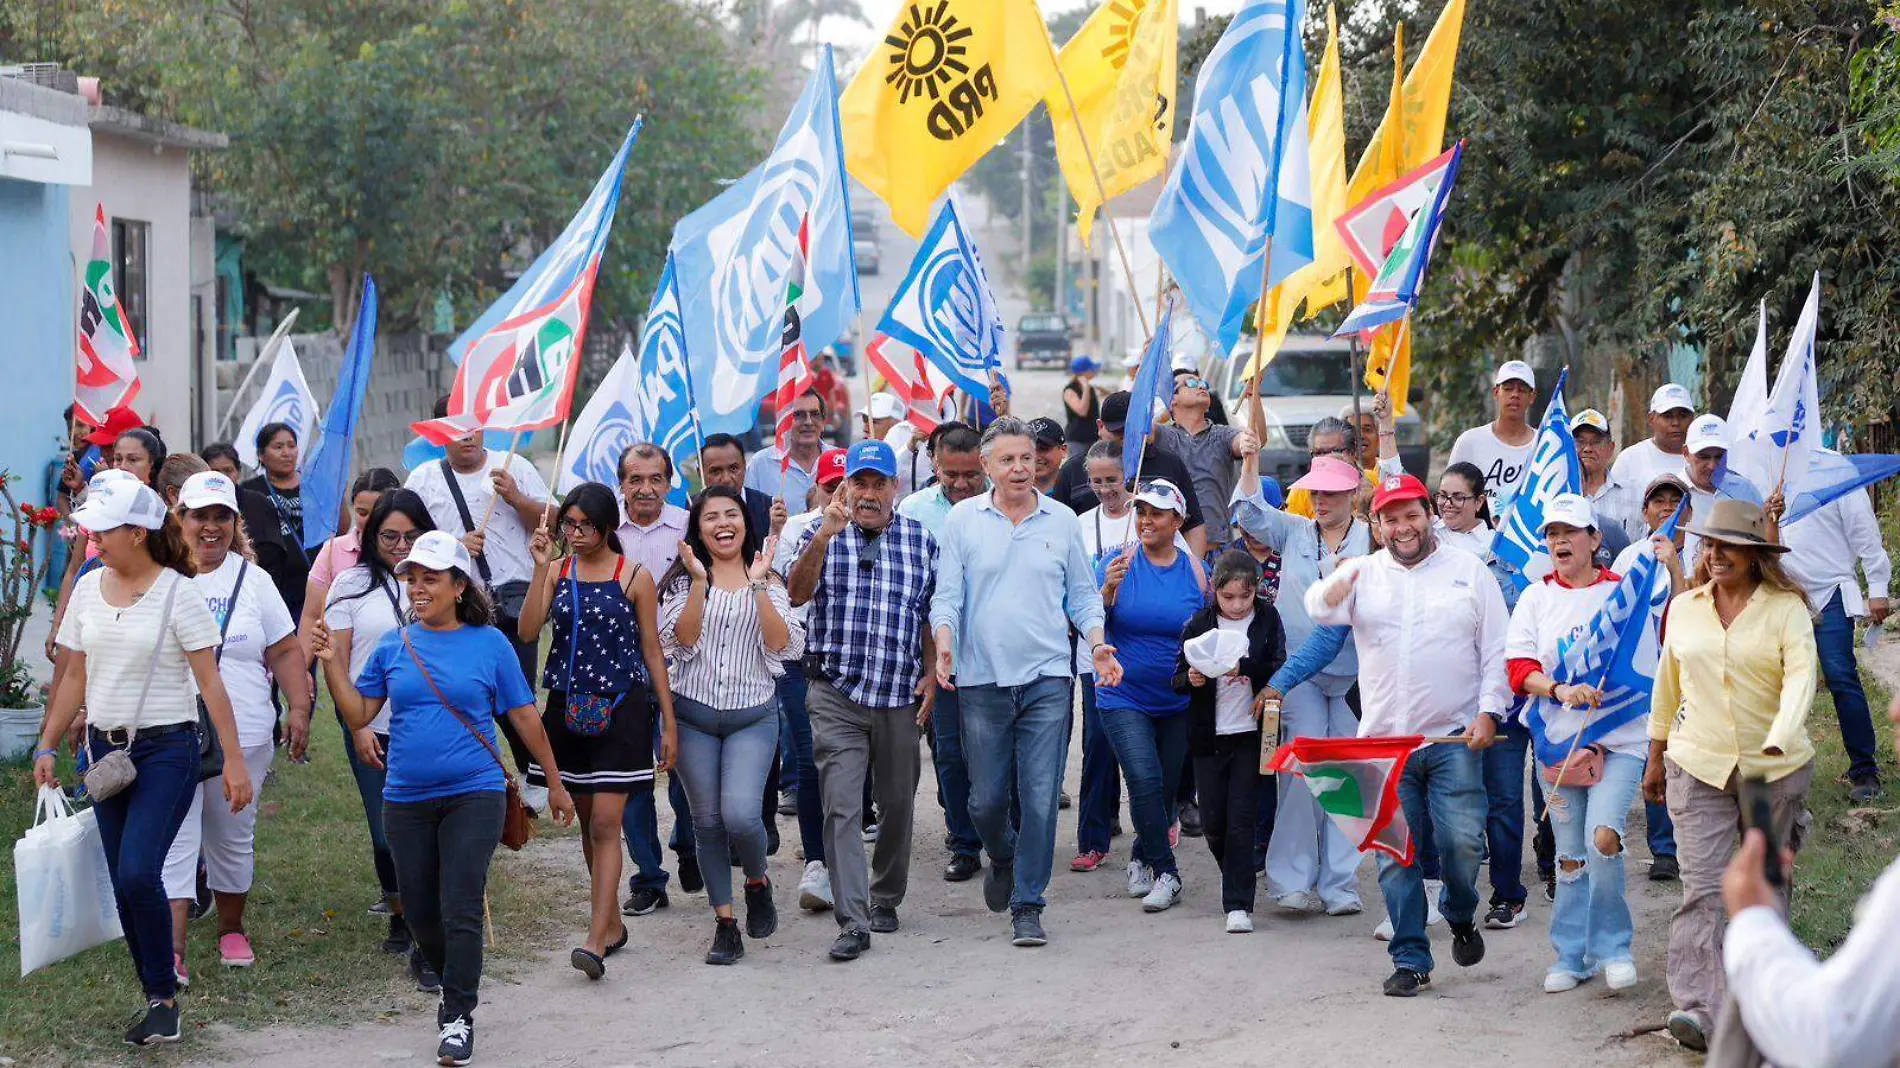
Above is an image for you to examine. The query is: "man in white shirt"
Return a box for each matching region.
[1307,472,1508,998]
[1680,414,1764,569]
[1610,382,1696,490]
[1777,469,1892,802]
[1447,360,1538,514]
[746,389,827,505]
[1570,407,1643,558]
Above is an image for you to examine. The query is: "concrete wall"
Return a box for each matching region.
[0,177,76,506]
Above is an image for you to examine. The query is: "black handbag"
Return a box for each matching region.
[439,459,530,626]
[192,560,252,782]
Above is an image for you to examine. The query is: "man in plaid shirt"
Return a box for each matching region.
[787,440,939,962]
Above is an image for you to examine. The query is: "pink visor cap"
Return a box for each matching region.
[1291,455,1363,494]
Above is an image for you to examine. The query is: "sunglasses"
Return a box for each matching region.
[1179,376,1209,391]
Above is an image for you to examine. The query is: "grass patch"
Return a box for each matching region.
[1788,668,1897,951]
[0,705,583,1066]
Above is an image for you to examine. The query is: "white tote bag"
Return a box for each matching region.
[15,785,123,976]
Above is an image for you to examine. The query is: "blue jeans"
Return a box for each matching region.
[930,687,983,859]
[1548,751,1645,976]
[89,728,201,1002]
[384,790,504,1021]
[1815,589,1881,780]
[1483,722,1530,906]
[958,677,1073,912]
[339,717,398,897]
[1377,743,1485,974]
[1076,675,1121,855]
[671,695,779,909]
[1099,707,1188,878]
[776,663,824,864]
[1646,797,1676,859]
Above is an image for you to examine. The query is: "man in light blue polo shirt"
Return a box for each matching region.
[930,417,1123,948]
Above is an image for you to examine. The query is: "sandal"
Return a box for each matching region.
[604,926,629,958]
[569,947,605,981]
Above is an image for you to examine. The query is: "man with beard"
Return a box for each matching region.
[1306,473,1509,998]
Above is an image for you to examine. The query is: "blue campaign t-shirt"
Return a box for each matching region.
[355,624,536,803]
[1096,549,1205,717]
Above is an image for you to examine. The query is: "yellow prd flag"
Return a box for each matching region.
[1048,0,1179,249]
[842,0,1063,238]
[1246,4,1349,380]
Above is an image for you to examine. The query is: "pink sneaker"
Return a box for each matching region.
[1169,822,1181,849]
[1070,850,1108,872]
[173,952,190,989]
[218,932,255,968]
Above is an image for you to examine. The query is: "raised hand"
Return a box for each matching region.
[677,541,708,583]
[749,536,779,583]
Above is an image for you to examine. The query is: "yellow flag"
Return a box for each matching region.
[1245,5,1349,380]
[842,0,1063,238]
[1048,0,1179,249]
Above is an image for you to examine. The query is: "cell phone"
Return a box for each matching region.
[1736,776,1783,889]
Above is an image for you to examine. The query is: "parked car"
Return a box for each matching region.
[855,238,880,275]
[1203,333,1431,486]
[1015,312,1073,370]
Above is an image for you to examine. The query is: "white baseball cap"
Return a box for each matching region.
[70,477,168,533]
[1568,408,1612,437]
[1649,383,1694,414]
[1494,360,1537,389]
[394,530,475,576]
[1131,478,1188,517]
[178,471,240,512]
[1541,492,1597,535]
[857,392,904,421]
[1685,413,1730,455]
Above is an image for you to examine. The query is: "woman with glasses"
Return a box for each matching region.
[1282,415,1368,520]
[518,482,677,981]
[299,468,403,653]
[315,489,439,987]
[1069,441,1143,873]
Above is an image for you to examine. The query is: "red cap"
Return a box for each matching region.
[816,448,848,488]
[1371,473,1431,514]
[84,405,145,446]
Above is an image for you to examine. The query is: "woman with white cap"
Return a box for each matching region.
[1503,492,1644,995]
[160,471,310,977]
[1233,442,1368,917]
[1096,478,1208,914]
[33,473,252,1047]
[315,529,574,1067]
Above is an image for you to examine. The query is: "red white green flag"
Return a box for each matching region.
[74,204,143,426]
[773,214,816,473]
[1269,735,1425,864]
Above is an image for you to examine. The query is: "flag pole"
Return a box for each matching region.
[476,430,525,537]
[1348,265,1364,434]
[1048,62,1153,343]
[540,417,574,530]
[1247,235,1278,387]
[216,308,302,439]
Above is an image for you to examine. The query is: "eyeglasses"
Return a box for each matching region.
[1309,445,1354,459]
[1435,492,1477,508]
[789,409,824,423]
[559,518,598,536]
[377,528,424,547]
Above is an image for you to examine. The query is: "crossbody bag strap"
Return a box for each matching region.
[564,558,583,689]
[126,572,183,744]
[438,459,494,585]
[214,561,250,666]
[398,626,514,786]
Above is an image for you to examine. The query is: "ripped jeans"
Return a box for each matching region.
[1546,751,1645,978]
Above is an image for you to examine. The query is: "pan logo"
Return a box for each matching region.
[262,379,307,430]
[1769,398,1806,448]
[575,402,638,487]
[706,154,827,415]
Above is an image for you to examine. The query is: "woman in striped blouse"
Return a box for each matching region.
[659,486,804,965]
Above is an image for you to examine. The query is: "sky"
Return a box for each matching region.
[825,1,1252,57]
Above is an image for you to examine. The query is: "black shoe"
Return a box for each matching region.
[436,1014,473,1066]
[1850,774,1883,804]
[942,831,955,850]
[188,864,212,921]
[622,887,669,916]
[1010,908,1047,947]
[123,1001,182,1046]
[677,855,704,895]
[1542,874,1557,901]
[983,860,1014,913]
[705,917,744,965]
[767,822,782,856]
[868,904,900,933]
[943,854,981,882]
[828,928,871,961]
[1450,921,1485,967]
[743,879,778,939]
[410,950,442,994]
[778,788,798,816]
[1110,821,1124,838]
[382,914,414,955]
[368,897,394,917]
[604,925,629,958]
[1483,902,1524,930]
[1383,968,1431,997]
[569,946,605,981]
[1649,855,1680,882]
[1058,790,1072,810]
[1177,801,1204,838]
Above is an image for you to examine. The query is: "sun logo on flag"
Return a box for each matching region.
[883,1,973,104]
[1099,0,1156,70]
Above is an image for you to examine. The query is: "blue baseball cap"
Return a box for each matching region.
[845,440,898,479]
[1070,355,1100,375]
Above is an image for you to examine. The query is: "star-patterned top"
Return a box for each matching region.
[544,556,647,695]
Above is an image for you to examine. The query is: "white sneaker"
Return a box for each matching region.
[1424,879,1445,926]
[1373,916,1394,941]
[1126,861,1155,898]
[1604,959,1639,991]
[1323,895,1363,917]
[797,861,833,911]
[1225,910,1254,934]
[1544,969,1586,993]
[1142,872,1182,912]
[1273,890,1314,913]
[861,822,880,843]
[519,782,551,815]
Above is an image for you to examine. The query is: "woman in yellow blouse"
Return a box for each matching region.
[1643,499,1816,1054]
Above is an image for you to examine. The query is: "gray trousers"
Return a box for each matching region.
[808,679,922,934]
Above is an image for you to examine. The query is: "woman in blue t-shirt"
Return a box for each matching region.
[317,530,574,1068]
[1095,478,1207,915]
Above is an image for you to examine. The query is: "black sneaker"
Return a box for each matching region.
[382,913,414,955]
[1177,801,1204,838]
[778,788,798,816]
[1058,790,1073,810]
[410,950,442,994]
[123,1001,182,1046]
[1110,821,1124,838]
[868,904,899,933]
[1450,921,1486,967]
[983,860,1014,913]
[1649,855,1680,882]
[622,887,669,916]
[1383,968,1431,997]
[943,854,981,883]
[1849,774,1883,804]
[828,928,870,961]
[436,1014,473,1066]
[368,897,394,917]
[1542,874,1557,901]
[1483,902,1524,930]
[767,822,781,856]
[677,855,704,895]
[743,879,778,939]
[1010,908,1047,947]
[705,917,744,965]
[188,864,212,921]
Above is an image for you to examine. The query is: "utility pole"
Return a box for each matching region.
[1055,193,1069,324]
[1020,124,1034,290]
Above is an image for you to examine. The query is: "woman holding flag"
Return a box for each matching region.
[1503,493,1644,995]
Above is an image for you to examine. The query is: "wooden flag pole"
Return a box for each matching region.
[475,430,525,538]
[1049,64,1153,344]
[539,417,574,530]
[1247,235,1278,387]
